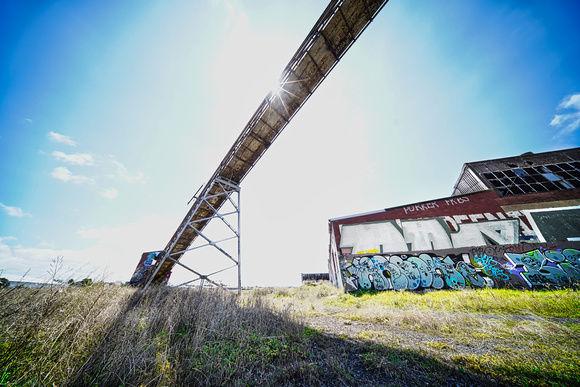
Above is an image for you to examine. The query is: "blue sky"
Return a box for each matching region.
[1,0,579,286]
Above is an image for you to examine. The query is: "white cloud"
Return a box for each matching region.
[50,167,93,184]
[37,240,57,249]
[100,188,119,199]
[550,93,580,137]
[0,203,31,217]
[47,153,144,198]
[71,214,179,281]
[0,237,96,282]
[47,131,77,146]
[109,157,148,184]
[52,151,94,166]
[559,94,580,110]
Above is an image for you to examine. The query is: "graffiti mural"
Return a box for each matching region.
[328,189,580,291]
[505,248,580,288]
[129,251,164,286]
[340,245,580,292]
[339,216,531,255]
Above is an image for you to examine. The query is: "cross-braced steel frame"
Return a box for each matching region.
[143,178,241,293]
[133,0,389,288]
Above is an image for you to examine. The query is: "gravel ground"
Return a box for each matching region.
[296,312,503,386]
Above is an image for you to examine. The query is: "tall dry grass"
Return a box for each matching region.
[4,280,577,386]
[71,287,309,386]
[0,284,315,386]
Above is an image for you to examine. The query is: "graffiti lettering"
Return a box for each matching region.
[505,249,580,288]
[445,197,470,206]
[341,253,482,292]
[340,248,580,292]
[457,261,487,287]
[563,249,580,269]
[402,197,472,214]
[356,248,379,254]
[340,217,520,254]
[129,251,163,285]
[403,201,439,214]
[473,254,510,280]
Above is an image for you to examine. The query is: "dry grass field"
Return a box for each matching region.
[1,280,578,386]
[264,284,580,386]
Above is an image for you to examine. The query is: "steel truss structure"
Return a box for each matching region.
[144,178,241,292]
[136,0,389,288]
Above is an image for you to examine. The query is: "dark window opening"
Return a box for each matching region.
[497,187,509,196]
[510,185,524,194]
[555,180,574,189]
[542,181,559,190]
[530,183,548,192]
[484,159,580,196]
[537,166,550,173]
[500,177,512,186]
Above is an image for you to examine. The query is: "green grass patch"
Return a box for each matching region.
[453,345,580,387]
[327,288,580,318]
[425,341,456,351]
[263,283,580,386]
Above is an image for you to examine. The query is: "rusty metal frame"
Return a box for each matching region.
[136,0,389,288]
[144,178,241,293]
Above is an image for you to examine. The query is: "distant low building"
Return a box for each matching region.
[328,148,580,292]
[301,273,330,285]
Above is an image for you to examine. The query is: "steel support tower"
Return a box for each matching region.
[137,0,389,291]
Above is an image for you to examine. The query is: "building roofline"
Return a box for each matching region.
[462,147,580,167]
[330,147,580,223]
[328,189,495,223]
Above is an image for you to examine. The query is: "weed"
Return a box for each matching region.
[425,341,456,351]
[2,279,579,386]
[263,285,580,386]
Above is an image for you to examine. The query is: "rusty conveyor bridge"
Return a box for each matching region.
[139,0,389,289]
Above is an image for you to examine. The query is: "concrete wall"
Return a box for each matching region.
[329,189,580,291]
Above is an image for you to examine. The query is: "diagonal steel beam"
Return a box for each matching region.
[138,0,389,287]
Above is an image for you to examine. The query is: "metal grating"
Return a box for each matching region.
[452,167,487,196]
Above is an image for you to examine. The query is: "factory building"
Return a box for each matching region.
[328,148,580,291]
